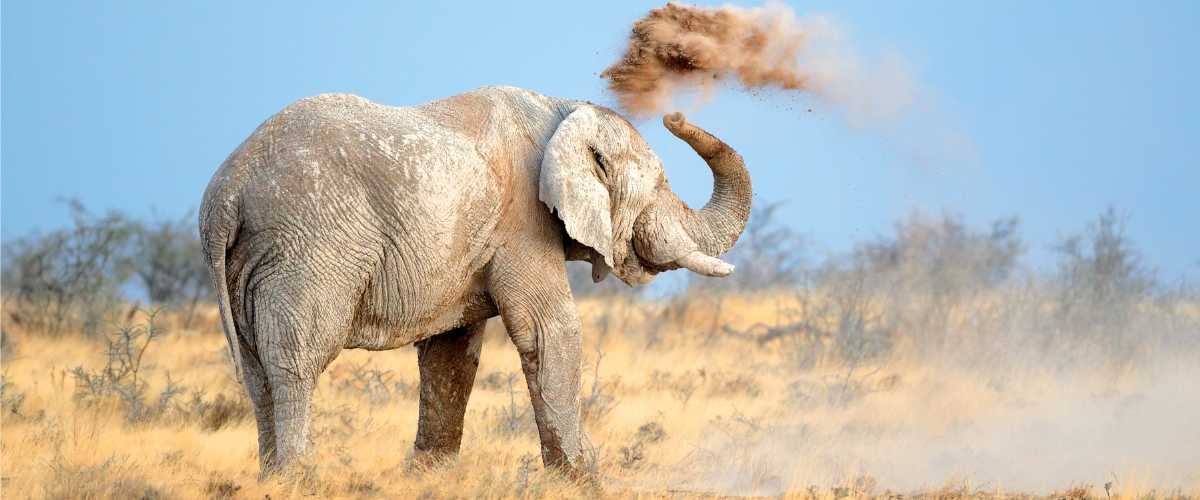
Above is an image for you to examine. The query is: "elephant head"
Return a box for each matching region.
[540,105,752,286]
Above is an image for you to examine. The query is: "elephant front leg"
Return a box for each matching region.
[413,321,486,463]
[511,315,585,471]
[488,255,588,473]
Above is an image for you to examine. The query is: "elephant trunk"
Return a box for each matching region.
[662,113,752,258]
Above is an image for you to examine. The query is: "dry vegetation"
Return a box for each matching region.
[2,204,1197,499]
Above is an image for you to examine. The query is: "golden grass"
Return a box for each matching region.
[1,296,1196,499]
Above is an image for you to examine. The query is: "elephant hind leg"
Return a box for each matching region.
[413,321,487,463]
[266,374,318,473]
[249,284,350,474]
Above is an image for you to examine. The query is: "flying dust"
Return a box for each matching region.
[601,3,911,121]
[601,2,974,165]
[601,2,812,116]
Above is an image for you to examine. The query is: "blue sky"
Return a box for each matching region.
[3,1,1197,278]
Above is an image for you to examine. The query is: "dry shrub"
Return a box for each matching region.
[44,457,166,500]
[647,370,700,406]
[202,476,241,499]
[1,375,29,420]
[69,311,186,423]
[581,348,618,425]
[476,370,518,391]
[195,392,252,432]
[619,421,666,469]
[327,361,418,406]
[646,368,761,402]
[488,373,536,438]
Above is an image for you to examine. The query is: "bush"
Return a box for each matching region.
[129,211,212,329]
[192,392,253,432]
[834,211,1023,297]
[2,200,135,336]
[581,349,618,425]
[1049,207,1162,362]
[70,311,184,423]
[327,361,418,407]
[2,201,214,335]
[489,373,536,437]
[796,212,1026,357]
[1053,207,1155,326]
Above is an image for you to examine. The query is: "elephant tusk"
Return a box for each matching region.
[675,251,735,277]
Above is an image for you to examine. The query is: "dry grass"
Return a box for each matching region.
[1,295,1197,499]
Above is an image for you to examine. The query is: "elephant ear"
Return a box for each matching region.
[539,107,615,268]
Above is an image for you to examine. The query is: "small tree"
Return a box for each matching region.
[129,211,212,328]
[1052,206,1155,341]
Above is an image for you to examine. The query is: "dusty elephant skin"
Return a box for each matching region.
[198,86,752,476]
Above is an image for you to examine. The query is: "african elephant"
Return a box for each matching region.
[199,86,752,474]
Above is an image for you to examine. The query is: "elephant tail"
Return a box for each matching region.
[200,194,245,383]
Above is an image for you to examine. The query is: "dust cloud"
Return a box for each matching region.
[601,3,910,122]
[601,2,974,165]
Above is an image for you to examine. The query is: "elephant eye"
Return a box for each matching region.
[589,146,609,181]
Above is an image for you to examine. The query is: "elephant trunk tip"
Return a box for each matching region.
[662,112,727,161]
[663,112,686,130]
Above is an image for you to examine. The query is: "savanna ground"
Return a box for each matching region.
[2,206,1198,498]
[3,290,1197,499]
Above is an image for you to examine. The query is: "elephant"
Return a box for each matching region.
[198,86,752,475]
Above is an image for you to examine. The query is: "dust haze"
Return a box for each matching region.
[637,210,1200,495]
[672,347,1200,495]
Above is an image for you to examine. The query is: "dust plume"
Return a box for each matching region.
[601,3,912,121]
[602,2,809,116]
